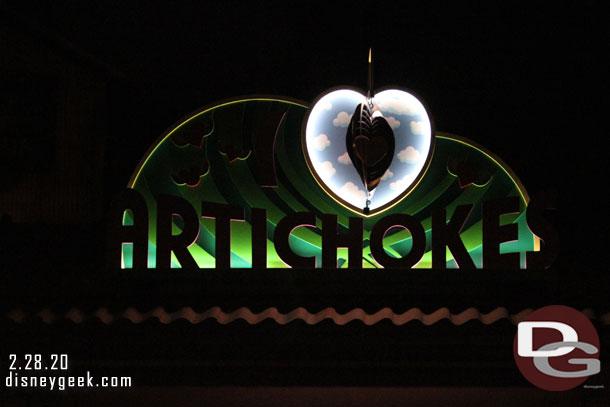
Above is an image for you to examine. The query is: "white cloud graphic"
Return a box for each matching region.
[320,101,333,111]
[333,111,352,127]
[339,181,367,202]
[390,174,414,191]
[317,160,336,179]
[337,152,351,165]
[397,146,420,164]
[410,120,429,135]
[382,169,394,180]
[312,133,331,151]
[377,99,421,116]
[386,116,401,129]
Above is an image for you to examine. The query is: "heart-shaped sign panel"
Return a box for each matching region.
[303,88,433,216]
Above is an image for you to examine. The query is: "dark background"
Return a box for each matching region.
[1,1,608,405]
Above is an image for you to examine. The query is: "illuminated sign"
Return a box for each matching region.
[108,89,558,269]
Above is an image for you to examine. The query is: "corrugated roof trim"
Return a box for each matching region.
[5,307,608,326]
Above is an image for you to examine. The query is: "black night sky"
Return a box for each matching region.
[1,1,609,405]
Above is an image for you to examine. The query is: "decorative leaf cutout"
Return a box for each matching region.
[171,113,214,149]
[171,163,210,187]
[447,156,494,188]
[218,142,251,163]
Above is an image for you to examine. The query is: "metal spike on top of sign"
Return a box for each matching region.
[367,48,374,104]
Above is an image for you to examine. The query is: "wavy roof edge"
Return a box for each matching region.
[5,306,610,326]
